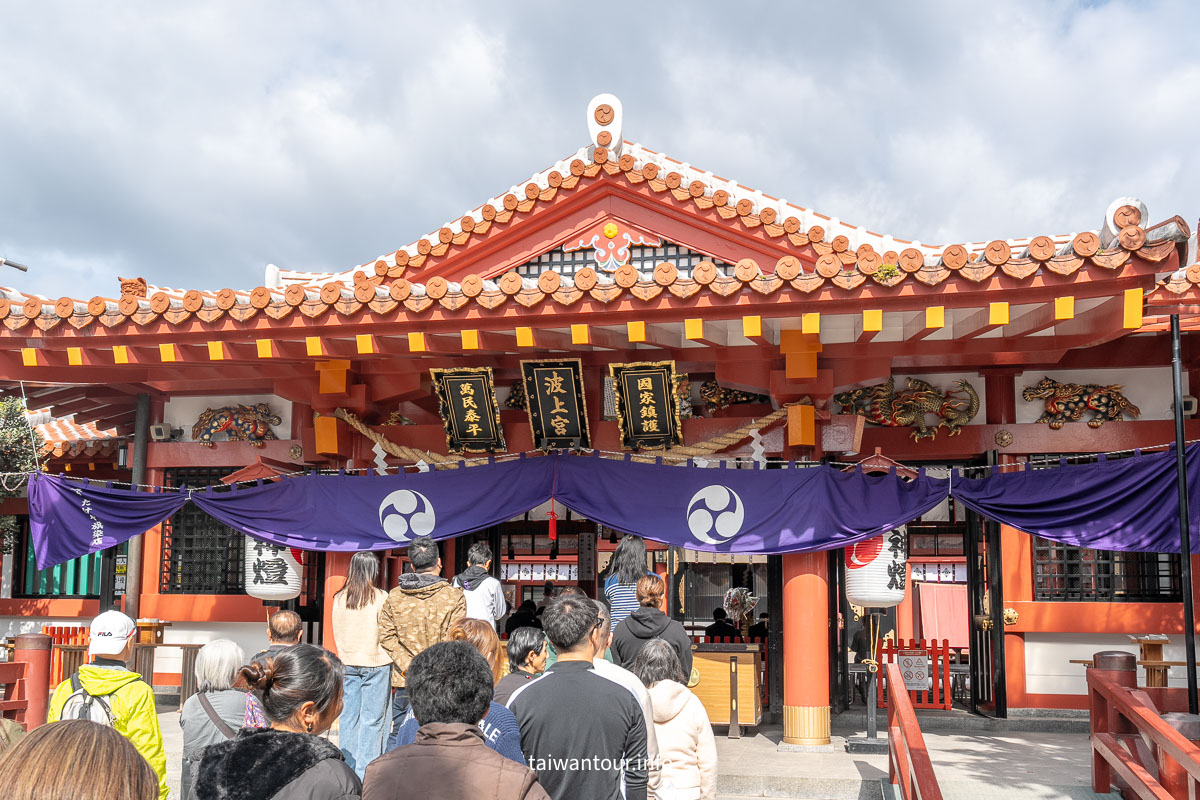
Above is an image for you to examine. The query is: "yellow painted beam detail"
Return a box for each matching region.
[256,339,273,358]
[305,336,323,357]
[863,309,883,332]
[802,312,820,335]
[1123,288,1143,329]
[627,321,646,343]
[356,334,375,354]
[408,332,426,352]
[461,330,480,350]
[989,302,1010,326]
[742,316,762,339]
[515,327,534,348]
[207,341,225,361]
[571,324,589,345]
[1054,296,1075,320]
[926,306,945,329]
[684,318,704,340]
[113,345,129,365]
[21,348,37,367]
[788,404,816,447]
[158,343,176,363]
[67,347,83,366]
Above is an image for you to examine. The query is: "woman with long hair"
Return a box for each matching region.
[0,719,159,800]
[197,644,360,800]
[603,534,652,631]
[632,639,717,800]
[388,618,525,764]
[332,551,391,779]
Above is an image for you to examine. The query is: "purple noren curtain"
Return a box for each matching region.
[28,473,189,570]
[950,445,1200,553]
[555,454,948,554]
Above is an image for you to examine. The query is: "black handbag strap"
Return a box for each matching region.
[197,692,238,739]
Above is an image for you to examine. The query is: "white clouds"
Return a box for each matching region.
[0,1,1196,299]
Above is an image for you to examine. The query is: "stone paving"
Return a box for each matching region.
[157,708,1116,800]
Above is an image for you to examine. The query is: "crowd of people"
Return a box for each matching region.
[0,534,719,800]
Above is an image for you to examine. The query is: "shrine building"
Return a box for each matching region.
[1,94,1199,745]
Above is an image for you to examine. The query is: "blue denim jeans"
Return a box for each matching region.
[337,664,391,779]
[387,685,411,752]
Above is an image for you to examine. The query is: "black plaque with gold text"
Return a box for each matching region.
[521,359,590,450]
[430,367,506,453]
[609,361,683,450]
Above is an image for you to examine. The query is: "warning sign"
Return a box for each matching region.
[896,649,929,692]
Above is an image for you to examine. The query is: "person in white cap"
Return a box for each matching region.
[48,610,169,799]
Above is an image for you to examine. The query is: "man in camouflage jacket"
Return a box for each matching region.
[379,535,467,748]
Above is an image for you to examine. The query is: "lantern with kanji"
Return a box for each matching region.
[844,526,908,608]
[244,537,304,601]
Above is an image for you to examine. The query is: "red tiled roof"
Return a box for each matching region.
[0,96,1192,332]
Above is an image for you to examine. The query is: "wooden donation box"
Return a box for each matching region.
[691,643,762,734]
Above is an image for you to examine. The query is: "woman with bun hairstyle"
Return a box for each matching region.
[196,643,361,800]
[611,574,694,679]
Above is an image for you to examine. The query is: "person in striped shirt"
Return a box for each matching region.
[603,535,656,632]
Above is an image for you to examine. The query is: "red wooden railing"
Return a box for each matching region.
[0,661,28,728]
[41,625,89,686]
[876,639,953,711]
[1088,669,1200,799]
[886,662,943,800]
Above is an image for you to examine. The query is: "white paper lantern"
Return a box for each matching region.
[844,526,908,609]
[245,537,304,601]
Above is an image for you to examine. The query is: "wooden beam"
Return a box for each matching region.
[955,302,1010,339]
[902,306,945,342]
[368,373,425,404]
[638,323,682,349]
[683,318,727,347]
[856,309,884,343]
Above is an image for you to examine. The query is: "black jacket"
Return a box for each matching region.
[494,668,537,707]
[704,619,743,640]
[504,611,542,635]
[508,660,648,800]
[196,727,361,800]
[611,607,694,678]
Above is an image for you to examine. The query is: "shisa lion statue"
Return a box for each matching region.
[193,403,282,447]
[834,377,979,442]
[1022,377,1140,429]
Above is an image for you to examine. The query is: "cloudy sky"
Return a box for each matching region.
[1,1,1197,300]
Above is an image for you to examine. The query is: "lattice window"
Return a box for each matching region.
[1026,454,1180,602]
[1032,538,1180,602]
[160,468,245,594]
[515,242,731,280]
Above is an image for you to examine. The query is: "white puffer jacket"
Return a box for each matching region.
[646,679,718,800]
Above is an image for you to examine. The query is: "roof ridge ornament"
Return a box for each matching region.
[587,93,623,158]
[1102,196,1148,249]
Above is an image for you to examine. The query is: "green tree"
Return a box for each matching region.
[0,397,42,554]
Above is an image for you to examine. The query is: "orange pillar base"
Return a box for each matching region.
[782,552,831,746]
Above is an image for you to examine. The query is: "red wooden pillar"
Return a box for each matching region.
[322,552,352,654]
[782,551,830,745]
[896,563,915,641]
